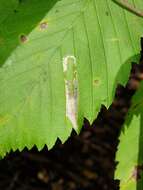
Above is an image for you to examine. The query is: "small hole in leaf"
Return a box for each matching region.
[40,22,48,30]
[20,34,28,43]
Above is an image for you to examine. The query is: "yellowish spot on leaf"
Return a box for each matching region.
[0,115,11,126]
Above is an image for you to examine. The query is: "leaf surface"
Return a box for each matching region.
[0,0,143,156]
[116,81,143,190]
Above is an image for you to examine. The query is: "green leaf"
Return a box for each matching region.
[0,0,143,156]
[115,82,143,190]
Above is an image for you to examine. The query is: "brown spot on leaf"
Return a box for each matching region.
[40,22,48,30]
[20,34,28,43]
[93,79,100,86]
[131,165,143,181]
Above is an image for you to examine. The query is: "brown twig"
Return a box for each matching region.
[113,0,143,17]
